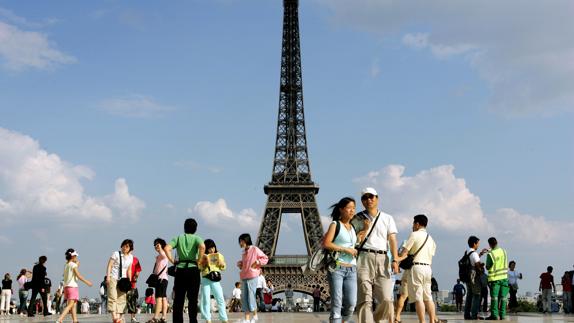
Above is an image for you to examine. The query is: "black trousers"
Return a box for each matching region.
[172,267,200,323]
[28,288,48,315]
[313,296,320,312]
[508,285,518,310]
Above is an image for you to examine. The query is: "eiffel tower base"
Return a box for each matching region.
[263,261,330,304]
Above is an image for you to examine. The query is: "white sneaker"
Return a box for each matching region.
[253,315,259,321]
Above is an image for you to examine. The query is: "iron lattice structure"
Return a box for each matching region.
[256,0,329,303]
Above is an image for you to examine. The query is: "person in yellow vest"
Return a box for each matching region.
[485,237,509,320]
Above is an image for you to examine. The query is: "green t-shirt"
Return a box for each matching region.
[169,234,204,268]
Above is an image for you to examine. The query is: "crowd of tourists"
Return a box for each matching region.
[0,186,572,323]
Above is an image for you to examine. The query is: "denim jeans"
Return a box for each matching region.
[241,277,258,313]
[328,265,357,323]
[199,277,228,321]
[18,289,28,314]
[464,283,481,319]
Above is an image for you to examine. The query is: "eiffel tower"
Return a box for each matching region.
[255,0,328,303]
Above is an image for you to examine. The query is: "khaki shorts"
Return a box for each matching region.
[407,265,432,303]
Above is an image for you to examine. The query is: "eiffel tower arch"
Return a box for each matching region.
[255,0,329,303]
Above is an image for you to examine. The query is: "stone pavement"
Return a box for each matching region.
[0,313,573,323]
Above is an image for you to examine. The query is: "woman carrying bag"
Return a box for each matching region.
[198,239,228,323]
[106,239,134,323]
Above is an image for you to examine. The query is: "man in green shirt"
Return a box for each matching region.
[485,237,509,320]
[164,218,205,323]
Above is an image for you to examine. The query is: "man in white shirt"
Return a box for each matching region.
[353,187,399,323]
[507,261,522,313]
[256,274,267,312]
[463,236,488,320]
[396,214,445,323]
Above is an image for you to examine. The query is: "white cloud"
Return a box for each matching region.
[190,198,259,230]
[105,178,146,221]
[318,0,574,116]
[0,21,75,71]
[0,127,145,223]
[354,164,489,232]
[0,7,58,28]
[354,164,572,246]
[402,33,476,59]
[98,95,175,118]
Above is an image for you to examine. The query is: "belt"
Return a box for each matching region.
[357,248,386,254]
[414,262,430,266]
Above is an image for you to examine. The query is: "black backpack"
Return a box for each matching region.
[458,250,475,283]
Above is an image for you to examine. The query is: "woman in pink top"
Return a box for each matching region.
[147,238,169,323]
[236,233,268,323]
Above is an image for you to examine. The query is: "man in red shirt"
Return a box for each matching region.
[562,272,572,314]
[539,266,556,314]
[127,256,142,322]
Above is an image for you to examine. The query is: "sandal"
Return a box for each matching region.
[146,319,159,323]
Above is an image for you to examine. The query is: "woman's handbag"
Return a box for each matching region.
[146,263,167,288]
[399,234,429,270]
[205,271,221,282]
[117,251,132,293]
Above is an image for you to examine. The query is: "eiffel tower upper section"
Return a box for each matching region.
[267,0,316,191]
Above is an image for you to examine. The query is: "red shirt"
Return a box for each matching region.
[131,256,142,289]
[540,272,554,289]
[563,276,572,292]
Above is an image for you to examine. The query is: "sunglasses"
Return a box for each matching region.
[361,194,377,200]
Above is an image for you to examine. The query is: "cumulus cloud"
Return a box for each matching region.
[318,0,574,116]
[105,178,146,221]
[190,198,259,230]
[354,164,571,246]
[0,21,75,71]
[98,95,175,118]
[0,127,145,223]
[354,164,489,232]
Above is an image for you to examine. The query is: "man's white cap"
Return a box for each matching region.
[361,187,378,196]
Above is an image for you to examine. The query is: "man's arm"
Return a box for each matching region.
[164,245,175,264]
[389,233,399,273]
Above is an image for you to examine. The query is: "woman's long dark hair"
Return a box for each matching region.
[204,239,218,254]
[329,197,355,221]
[238,233,252,246]
[17,269,26,280]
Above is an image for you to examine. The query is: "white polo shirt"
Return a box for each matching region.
[360,210,398,252]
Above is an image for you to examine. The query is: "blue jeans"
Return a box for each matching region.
[241,277,258,313]
[200,277,228,321]
[328,265,357,323]
[464,283,481,319]
[18,290,28,314]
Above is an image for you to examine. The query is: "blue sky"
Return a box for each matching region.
[1,0,573,298]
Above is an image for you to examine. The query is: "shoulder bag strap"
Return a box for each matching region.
[358,211,381,250]
[411,233,429,257]
[118,251,122,279]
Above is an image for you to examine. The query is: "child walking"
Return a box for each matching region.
[236,234,268,323]
[56,249,93,323]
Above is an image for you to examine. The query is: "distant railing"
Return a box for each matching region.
[267,255,309,266]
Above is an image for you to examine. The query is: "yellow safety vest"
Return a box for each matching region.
[487,247,508,282]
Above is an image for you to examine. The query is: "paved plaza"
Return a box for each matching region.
[0,313,573,323]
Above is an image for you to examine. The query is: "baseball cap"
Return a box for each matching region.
[361,187,378,197]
